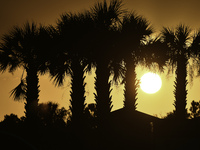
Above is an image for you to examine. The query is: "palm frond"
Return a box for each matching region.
[161,26,179,68]
[120,12,153,58]
[10,78,26,101]
[121,12,153,34]
[50,60,71,87]
[0,21,44,74]
[190,29,200,55]
[161,27,176,48]
[0,30,22,73]
[188,30,200,78]
[51,71,66,87]
[109,60,125,84]
[91,0,124,28]
[140,36,170,71]
[175,24,192,47]
[0,50,11,72]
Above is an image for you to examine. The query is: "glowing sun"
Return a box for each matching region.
[140,72,162,94]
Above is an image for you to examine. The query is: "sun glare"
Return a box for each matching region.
[140,72,162,94]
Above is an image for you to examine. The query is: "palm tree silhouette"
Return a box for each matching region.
[89,0,124,129]
[161,24,200,119]
[0,22,51,123]
[50,12,95,129]
[37,102,68,127]
[118,12,153,111]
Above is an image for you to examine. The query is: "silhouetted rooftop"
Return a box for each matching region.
[111,108,161,122]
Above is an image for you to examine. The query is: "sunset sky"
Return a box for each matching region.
[1,0,200,120]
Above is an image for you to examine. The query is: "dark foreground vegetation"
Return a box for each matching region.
[0,101,200,150]
[1,0,200,149]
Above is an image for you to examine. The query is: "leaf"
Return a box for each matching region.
[10,78,26,101]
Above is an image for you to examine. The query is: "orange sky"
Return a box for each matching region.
[1,0,200,120]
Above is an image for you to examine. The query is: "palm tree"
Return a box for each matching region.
[89,0,124,129]
[161,24,200,119]
[50,12,95,129]
[0,22,50,123]
[38,102,68,127]
[117,12,153,111]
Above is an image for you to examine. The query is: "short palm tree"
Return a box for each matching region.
[38,102,68,127]
[0,22,50,123]
[118,12,153,111]
[161,24,200,119]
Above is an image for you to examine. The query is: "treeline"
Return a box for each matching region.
[1,100,200,126]
[0,102,97,128]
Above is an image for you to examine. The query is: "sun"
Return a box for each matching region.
[140,72,162,94]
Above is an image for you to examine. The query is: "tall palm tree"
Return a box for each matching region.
[161,24,200,119]
[118,12,153,111]
[50,12,95,129]
[0,22,50,123]
[89,0,124,129]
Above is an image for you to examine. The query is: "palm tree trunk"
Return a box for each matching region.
[173,54,188,119]
[25,64,40,124]
[94,62,113,130]
[123,59,139,111]
[69,59,86,129]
